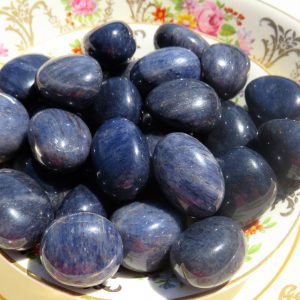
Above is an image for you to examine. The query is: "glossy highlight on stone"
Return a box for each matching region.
[170,216,246,288]
[146,79,221,132]
[154,24,209,59]
[0,169,53,250]
[130,47,201,95]
[111,200,183,272]
[245,75,300,124]
[0,54,49,105]
[56,185,106,218]
[217,147,277,226]
[153,133,225,218]
[91,118,150,201]
[201,44,250,99]
[41,213,123,287]
[36,55,102,110]
[28,108,92,172]
[0,93,29,163]
[83,21,136,69]
[204,101,257,156]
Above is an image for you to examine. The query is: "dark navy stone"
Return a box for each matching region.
[145,79,221,132]
[154,24,209,59]
[130,47,201,95]
[121,60,136,79]
[204,101,257,156]
[201,44,250,99]
[36,55,102,110]
[41,212,123,287]
[0,54,49,105]
[145,131,166,159]
[257,119,300,180]
[245,76,300,125]
[83,21,136,69]
[56,185,106,218]
[93,77,142,126]
[111,200,183,272]
[217,147,277,226]
[153,133,225,218]
[0,169,54,250]
[0,93,29,163]
[91,118,150,201]
[28,108,92,172]
[170,216,246,288]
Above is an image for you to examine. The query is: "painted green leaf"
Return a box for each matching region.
[65,4,71,11]
[263,217,271,224]
[172,0,182,11]
[224,15,233,21]
[245,255,252,262]
[264,222,277,229]
[61,0,69,6]
[216,0,225,8]
[247,243,262,255]
[219,24,236,36]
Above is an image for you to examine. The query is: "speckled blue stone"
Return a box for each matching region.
[170,216,246,288]
[257,119,300,180]
[153,133,225,218]
[93,77,142,126]
[245,76,300,125]
[28,108,92,172]
[204,101,257,156]
[0,54,49,105]
[201,44,250,99]
[41,212,123,287]
[217,147,277,226]
[146,79,221,132]
[0,169,54,250]
[130,47,201,95]
[91,118,150,201]
[0,93,29,163]
[154,24,209,59]
[36,55,102,110]
[83,22,136,69]
[111,200,183,272]
[56,185,106,218]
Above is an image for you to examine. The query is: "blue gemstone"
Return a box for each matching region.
[201,44,250,99]
[245,76,300,125]
[0,169,54,250]
[83,22,136,69]
[91,118,150,201]
[153,132,225,218]
[28,108,92,172]
[111,199,183,272]
[130,47,201,95]
[0,54,49,105]
[170,216,246,288]
[145,131,166,159]
[145,79,221,132]
[41,212,123,287]
[36,55,103,110]
[0,93,29,163]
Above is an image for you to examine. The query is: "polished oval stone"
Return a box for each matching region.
[91,118,150,201]
[0,93,29,163]
[28,108,92,172]
[245,76,300,125]
[111,200,183,272]
[130,47,201,95]
[0,169,54,250]
[154,24,209,59]
[257,119,300,180]
[153,133,225,218]
[56,185,106,218]
[201,44,250,99]
[146,79,221,132]
[217,147,277,226]
[204,101,257,156]
[170,216,246,288]
[41,213,123,287]
[36,55,102,110]
[83,21,136,69]
[93,77,142,126]
[0,54,49,105]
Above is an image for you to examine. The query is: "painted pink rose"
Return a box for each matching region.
[237,29,254,55]
[0,43,8,57]
[71,0,97,15]
[192,1,224,36]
